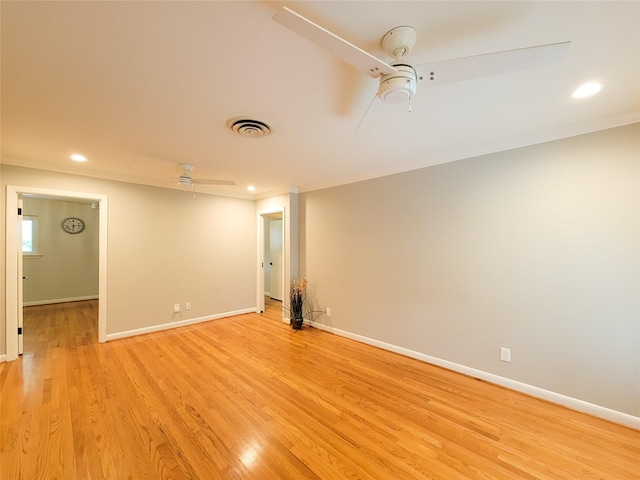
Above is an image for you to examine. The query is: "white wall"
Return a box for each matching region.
[22,198,99,304]
[299,124,639,417]
[1,166,256,345]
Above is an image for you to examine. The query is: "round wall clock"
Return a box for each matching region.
[62,217,85,234]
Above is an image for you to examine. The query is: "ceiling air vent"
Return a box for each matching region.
[226,117,272,138]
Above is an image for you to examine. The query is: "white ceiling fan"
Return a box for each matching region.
[176,163,235,188]
[273,7,570,128]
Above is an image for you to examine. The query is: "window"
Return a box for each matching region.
[22,216,38,254]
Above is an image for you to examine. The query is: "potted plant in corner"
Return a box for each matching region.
[289,277,307,329]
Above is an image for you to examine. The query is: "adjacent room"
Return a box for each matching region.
[1,1,638,479]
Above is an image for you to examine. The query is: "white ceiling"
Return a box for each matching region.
[2,1,638,198]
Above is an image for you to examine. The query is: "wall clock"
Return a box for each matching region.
[62,217,85,234]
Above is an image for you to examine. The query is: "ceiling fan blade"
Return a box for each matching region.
[194,179,236,186]
[273,7,397,78]
[416,41,570,86]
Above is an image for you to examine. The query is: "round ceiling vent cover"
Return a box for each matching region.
[226,117,272,138]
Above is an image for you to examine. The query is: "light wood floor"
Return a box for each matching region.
[1,300,638,479]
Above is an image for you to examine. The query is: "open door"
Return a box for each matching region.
[269,218,283,301]
[17,196,24,355]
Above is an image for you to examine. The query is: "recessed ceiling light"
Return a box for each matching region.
[70,154,88,162]
[247,186,256,192]
[572,82,603,99]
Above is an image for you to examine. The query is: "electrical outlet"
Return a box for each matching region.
[500,347,511,362]
[173,303,180,313]
[326,307,331,316]
[185,302,191,311]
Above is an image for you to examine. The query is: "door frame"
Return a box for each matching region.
[256,207,285,319]
[17,197,24,355]
[5,185,108,361]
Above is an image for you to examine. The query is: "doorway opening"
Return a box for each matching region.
[5,186,108,361]
[21,196,100,355]
[257,208,285,321]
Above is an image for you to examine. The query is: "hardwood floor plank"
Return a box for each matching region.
[2,300,638,479]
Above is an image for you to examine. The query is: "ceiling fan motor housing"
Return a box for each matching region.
[178,175,195,187]
[378,63,417,103]
[178,163,196,187]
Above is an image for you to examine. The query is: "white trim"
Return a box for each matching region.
[0,354,6,363]
[255,187,298,200]
[105,308,256,341]
[5,185,108,361]
[6,189,19,360]
[23,295,99,307]
[310,321,640,430]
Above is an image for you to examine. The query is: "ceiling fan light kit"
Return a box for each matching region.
[178,178,194,187]
[378,64,417,103]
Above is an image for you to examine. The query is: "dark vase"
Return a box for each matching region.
[291,292,304,330]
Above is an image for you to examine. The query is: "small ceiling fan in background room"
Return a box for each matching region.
[176,163,235,189]
[273,7,570,129]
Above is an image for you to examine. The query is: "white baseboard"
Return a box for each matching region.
[24,295,99,307]
[310,321,640,430]
[0,354,6,363]
[105,308,256,342]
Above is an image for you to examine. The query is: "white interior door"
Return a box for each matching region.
[17,197,24,355]
[263,217,271,296]
[269,219,283,301]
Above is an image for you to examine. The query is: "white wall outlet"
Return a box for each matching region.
[173,303,180,313]
[500,347,511,362]
[185,302,191,311]
[326,307,331,317]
